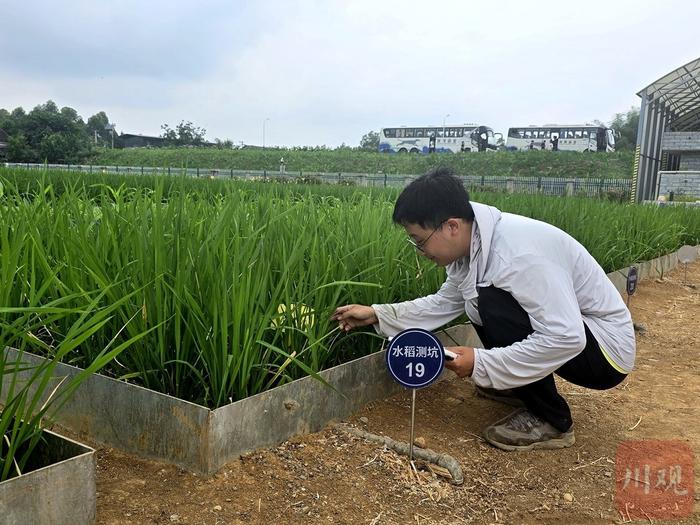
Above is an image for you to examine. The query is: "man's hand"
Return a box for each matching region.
[331,304,378,332]
[444,346,475,378]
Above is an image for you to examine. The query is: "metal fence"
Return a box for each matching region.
[3,162,633,199]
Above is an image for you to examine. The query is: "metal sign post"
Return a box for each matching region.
[677,245,697,286]
[385,328,446,461]
[626,266,638,307]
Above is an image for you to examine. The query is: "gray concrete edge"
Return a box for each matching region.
[1,349,212,472]
[0,428,96,525]
[605,244,700,295]
[207,324,481,473]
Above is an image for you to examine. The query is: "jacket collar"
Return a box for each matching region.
[450,201,502,299]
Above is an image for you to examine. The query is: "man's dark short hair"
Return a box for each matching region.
[392,167,474,228]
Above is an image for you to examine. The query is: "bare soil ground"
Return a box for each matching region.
[87,259,700,525]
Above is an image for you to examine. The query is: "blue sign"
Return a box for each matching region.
[386,328,445,389]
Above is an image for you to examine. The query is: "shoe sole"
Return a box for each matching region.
[484,433,576,452]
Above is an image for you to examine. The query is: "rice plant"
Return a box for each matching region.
[0,167,698,410]
[0,270,156,482]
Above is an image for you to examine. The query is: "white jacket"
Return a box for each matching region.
[372,202,636,390]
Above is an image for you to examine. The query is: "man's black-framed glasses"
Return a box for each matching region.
[407,221,446,253]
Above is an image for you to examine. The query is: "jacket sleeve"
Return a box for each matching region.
[471,256,586,390]
[371,272,465,338]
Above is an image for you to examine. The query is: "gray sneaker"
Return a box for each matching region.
[474,386,525,408]
[483,408,575,451]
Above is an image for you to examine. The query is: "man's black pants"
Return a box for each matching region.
[473,286,627,432]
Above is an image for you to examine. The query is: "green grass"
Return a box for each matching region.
[89,147,635,179]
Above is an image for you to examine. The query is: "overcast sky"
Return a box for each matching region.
[1,0,698,147]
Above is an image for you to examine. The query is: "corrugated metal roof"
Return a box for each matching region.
[637,57,700,130]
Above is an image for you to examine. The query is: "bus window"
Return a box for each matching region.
[416,129,424,138]
[525,131,532,139]
[574,130,583,139]
[397,129,404,138]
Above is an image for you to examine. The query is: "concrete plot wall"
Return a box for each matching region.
[0,430,95,525]
[2,325,480,475]
[207,323,482,473]
[606,245,699,295]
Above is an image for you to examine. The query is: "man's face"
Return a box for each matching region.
[404,218,470,267]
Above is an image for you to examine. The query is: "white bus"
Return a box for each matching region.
[378,125,501,154]
[506,125,616,152]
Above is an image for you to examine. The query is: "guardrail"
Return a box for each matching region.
[3,162,633,198]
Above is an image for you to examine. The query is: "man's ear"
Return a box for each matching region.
[445,217,461,232]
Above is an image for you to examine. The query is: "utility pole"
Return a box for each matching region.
[105,123,116,149]
[442,113,450,146]
[262,118,270,149]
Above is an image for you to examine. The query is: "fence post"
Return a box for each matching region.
[506,178,514,193]
[141,166,144,175]
[565,179,574,197]
[480,175,485,190]
[230,169,233,179]
[537,176,542,191]
[197,167,200,177]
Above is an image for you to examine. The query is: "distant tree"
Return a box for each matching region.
[7,133,32,162]
[609,107,640,150]
[87,111,112,146]
[160,124,178,146]
[0,100,93,162]
[215,138,234,149]
[360,130,380,151]
[160,120,207,146]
